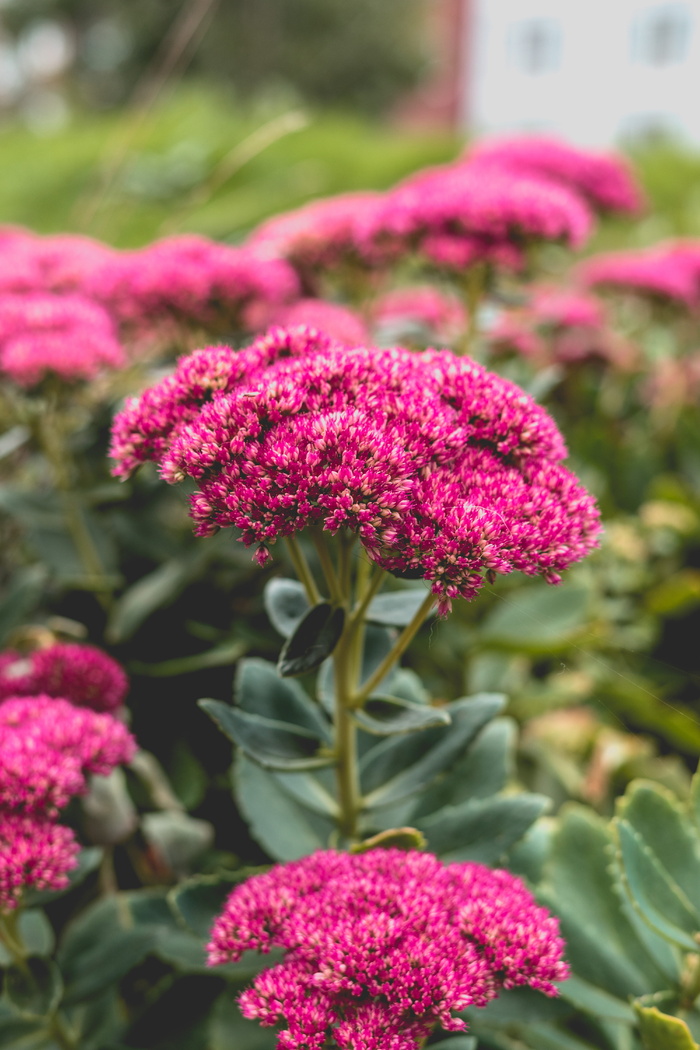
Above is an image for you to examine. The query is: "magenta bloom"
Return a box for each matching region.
[0,292,125,387]
[208,849,569,1050]
[467,136,644,216]
[0,695,136,814]
[247,192,388,282]
[0,229,116,296]
[88,234,299,331]
[268,299,369,346]
[110,326,600,613]
[0,811,79,912]
[0,643,129,712]
[357,164,593,276]
[579,242,700,308]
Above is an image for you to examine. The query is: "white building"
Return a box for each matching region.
[464,0,700,146]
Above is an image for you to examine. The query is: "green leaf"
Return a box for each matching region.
[614,818,700,951]
[24,848,102,907]
[0,1015,55,1049]
[235,659,331,740]
[352,695,451,735]
[129,639,247,677]
[366,586,432,626]
[0,912,54,966]
[199,699,334,771]
[479,584,590,653]
[0,566,47,646]
[278,602,345,677]
[618,781,700,915]
[263,578,309,637]
[416,793,549,862]
[269,769,339,818]
[5,958,62,1019]
[634,1003,700,1049]
[209,991,277,1050]
[361,693,505,808]
[234,754,335,861]
[412,717,516,819]
[560,976,636,1023]
[169,874,248,940]
[542,806,680,999]
[63,988,125,1050]
[57,897,156,1004]
[106,550,206,643]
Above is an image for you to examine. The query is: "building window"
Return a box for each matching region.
[509,18,562,75]
[633,4,692,66]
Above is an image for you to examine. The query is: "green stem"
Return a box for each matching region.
[351,590,436,707]
[36,401,112,609]
[311,528,343,604]
[349,562,385,627]
[459,262,487,357]
[284,535,321,604]
[680,949,700,1009]
[48,1013,78,1050]
[332,621,361,843]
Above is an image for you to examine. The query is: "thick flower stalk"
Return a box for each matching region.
[0,695,136,814]
[207,848,569,1050]
[0,812,79,913]
[0,642,129,712]
[110,325,601,614]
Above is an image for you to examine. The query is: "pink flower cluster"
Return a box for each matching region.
[0,292,125,387]
[86,234,300,332]
[244,136,643,291]
[488,284,636,369]
[466,136,644,216]
[0,643,134,911]
[110,325,600,613]
[579,241,700,308]
[0,642,129,712]
[0,226,301,388]
[0,695,135,815]
[207,848,569,1050]
[0,812,80,912]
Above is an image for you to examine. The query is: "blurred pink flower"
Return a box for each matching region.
[372,285,467,343]
[0,643,129,713]
[268,298,368,345]
[0,292,125,387]
[578,242,700,308]
[467,136,644,216]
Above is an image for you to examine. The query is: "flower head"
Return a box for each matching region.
[110,327,600,613]
[88,234,299,331]
[247,192,388,281]
[0,293,125,387]
[0,695,136,814]
[0,643,129,712]
[268,298,369,346]
[208,849,569,1050]
[578,243,700,308]
[0,811,79,912]
[467,136,644,216]
[357,163,593,274]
